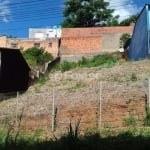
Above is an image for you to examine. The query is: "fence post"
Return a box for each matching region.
[98,82,102,130]
[51,88,55,132]
[16,91,19,124]
[148,78,150,108]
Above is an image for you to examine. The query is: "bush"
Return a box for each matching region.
[120,33,131,49]
[59,61,77,72]
[22,47,53,68]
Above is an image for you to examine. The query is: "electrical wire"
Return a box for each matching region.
[0,0,147,35]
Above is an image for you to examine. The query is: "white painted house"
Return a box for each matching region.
[29,26,62,39]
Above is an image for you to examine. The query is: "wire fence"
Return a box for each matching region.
[0,79,149,134]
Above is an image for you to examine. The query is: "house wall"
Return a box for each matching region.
[0,36,7,47]
[60,26,133,61]
[0,37,59,57]
[129,6,148,60]
[29,27,62,39]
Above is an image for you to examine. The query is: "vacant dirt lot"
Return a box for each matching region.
[0,59,150,134]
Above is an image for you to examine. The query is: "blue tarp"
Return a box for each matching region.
[128,5,149,60]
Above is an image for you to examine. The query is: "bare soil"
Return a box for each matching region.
[0,59,150,135]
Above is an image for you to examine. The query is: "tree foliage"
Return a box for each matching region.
[120,14,138,26]
[61,0,118,27]
[120,33,131,48]
[22,47,53,68]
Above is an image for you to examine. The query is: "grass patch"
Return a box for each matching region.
[123,116,137,127]
[1,127,150,150]
[37,76,49,85]
[144,109,150,126]
[53,53,121,72]
[130,73,137,81]
[68,81,86,91]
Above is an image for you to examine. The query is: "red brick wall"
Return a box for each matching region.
[60,26,134,56]
[61,36,102,55]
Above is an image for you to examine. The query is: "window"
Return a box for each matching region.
[11,43,18,49]
[34,43,40,48]
[48,43,52,47]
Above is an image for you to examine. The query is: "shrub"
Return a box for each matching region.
[22,47,53,68]
[59,61,77,72]
[120,33,131,48]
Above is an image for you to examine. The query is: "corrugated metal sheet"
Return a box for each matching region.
[129,5,149,60]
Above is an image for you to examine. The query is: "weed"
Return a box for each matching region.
[53,53,120,73]
[123,116,137,126]
[69,81,86,91]
[139,128,150,137]
[38,76,49,85]
[60,61,77,72]
[131,73,137,81]
[144,109,150,126]
[34,87,41,93]
[32,129,44,140]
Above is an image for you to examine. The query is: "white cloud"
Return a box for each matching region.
[0,0,11,22]
[106,0,140,22]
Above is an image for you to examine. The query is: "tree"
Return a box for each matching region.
[61,0,117,27]
[120,14,138,26]
[22,47,53,68]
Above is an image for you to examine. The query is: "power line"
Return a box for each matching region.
[0,0,147,35]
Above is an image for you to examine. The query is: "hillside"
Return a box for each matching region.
[0,58,150,135]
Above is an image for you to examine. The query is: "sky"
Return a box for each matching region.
[0,0,149,38]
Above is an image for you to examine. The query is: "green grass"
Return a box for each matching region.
[1,127,150,150]
[123,116,137,127]
[53,53,121,72]
[69,81,86,92]
[37,75,49,85]
[144,109,150,126]
[1,118,150,150]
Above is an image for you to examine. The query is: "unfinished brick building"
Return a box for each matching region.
[60,26,134,61]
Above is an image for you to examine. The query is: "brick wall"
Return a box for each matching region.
[60,26,134,59]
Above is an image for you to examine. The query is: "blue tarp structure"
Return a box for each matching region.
[0,48,31,93]
[129,4,150,60]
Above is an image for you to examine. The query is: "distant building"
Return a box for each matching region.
[129,4,150,60]
[29,26,62,39]
[0,35,60,58]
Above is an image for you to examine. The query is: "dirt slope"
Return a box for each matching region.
[0,59,150,133]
